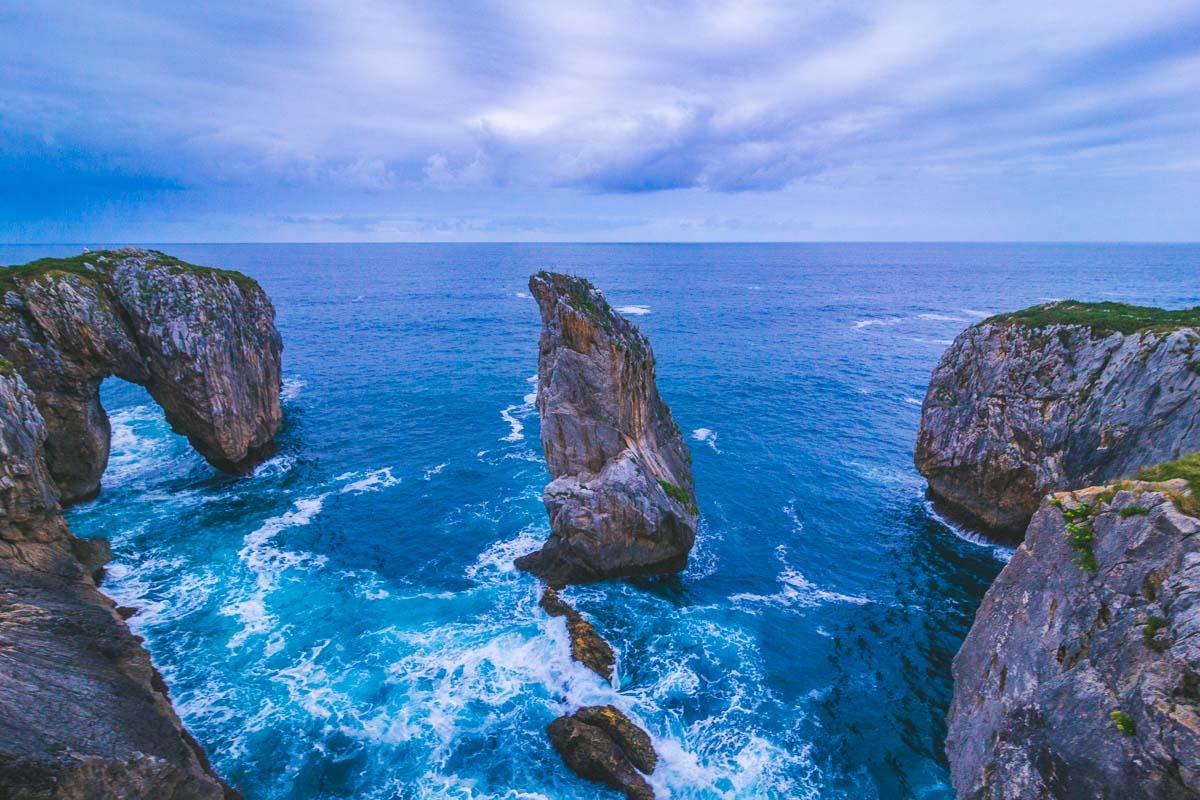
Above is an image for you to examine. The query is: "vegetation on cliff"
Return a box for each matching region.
[1,248,262,294]
[987,300,1200,336]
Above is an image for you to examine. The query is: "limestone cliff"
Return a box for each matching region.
[946,476,1200,799]
[0,370,235,799]
[0,249,282,504]
[515,272,697,584]
[916,301,1200,536]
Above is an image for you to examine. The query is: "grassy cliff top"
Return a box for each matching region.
[987,300,1200,336]
[1137,454,1200,514]
[0,249,260,294]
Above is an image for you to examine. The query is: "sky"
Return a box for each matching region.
[2,1,1199,242]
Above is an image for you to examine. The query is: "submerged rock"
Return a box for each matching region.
[516,272,697,583]
[547,705,657,800]
[915,301,1200,536]
[947,479,1200,799]
[0,248,282,504]
[0,371,236,799]
[540,586,616,682]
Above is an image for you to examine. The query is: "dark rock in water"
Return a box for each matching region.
[0,248,282,504]
[547,710,655,800]
[915,302,1200,537]
[947,481,1200,799]
[572,705,657,775]
[539,587,615,682]
[516,272,697,583]
[0,331,245,796]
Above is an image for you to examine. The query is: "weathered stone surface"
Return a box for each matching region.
[916,307,1200,536]
[547,711,655,800]
[572,705,658,775]
[540,586,616,682]
[0,249,282,504]
[947,483,1200,799]
[0,371,235,799]
[516,272,697,583]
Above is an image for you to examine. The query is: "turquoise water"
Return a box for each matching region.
[4,243,1199,799]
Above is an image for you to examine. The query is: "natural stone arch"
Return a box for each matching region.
[0,249,282,503]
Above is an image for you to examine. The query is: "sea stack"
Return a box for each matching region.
[515,272,697,584]
[915,301,1200,537]
[0,248,283,504]
[0,368,237,799]
[946,474,1200,798]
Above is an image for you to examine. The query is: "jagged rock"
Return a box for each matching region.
[0,249,282,504]
[516,272,697,583]
[916,302,1200,536]
[0,371,236,799]
[540,586,615,682]
[571,705,657,775]
[547,707,656,800]
[946,481,1200,799]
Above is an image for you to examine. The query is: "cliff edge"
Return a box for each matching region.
[916,301,1200,536]
[0,248,282,504]
[515,272,697,584]
[947,468,1200,799]
[0,370,235,799]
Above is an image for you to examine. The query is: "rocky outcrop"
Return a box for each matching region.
[547,705,657,800]
[916,301,1200,536]
[540,587,616,682]
[0,249,282,504]
[946,479,1200,799]
[515,272,697,584]
[0,370,235,799]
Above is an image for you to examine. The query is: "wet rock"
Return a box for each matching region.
[547,710,655,800]
[516,272,697,583]
[0,345,240,797]
[947,482,1200,799]
[572,705,657,775]
[540,586,616,682]
[916,303,1200,536]
[0,248,282,504]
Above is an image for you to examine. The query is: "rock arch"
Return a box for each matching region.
[0,249,282,503]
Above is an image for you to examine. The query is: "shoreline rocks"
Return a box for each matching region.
[0,370,237,799]
[946,478,1200,798]
[0,248,283,504]
[515,272,697,584]
[548,705,658,800]
[916,301,1200,537]
[540,586,616,682]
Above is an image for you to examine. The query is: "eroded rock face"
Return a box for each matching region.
[515,272,697,584]
[916,310,1200,536]
[547,705,657,800]
[947,483,1200,799]
[0,249,282,504]
[0,371,235,799]
[540,587,616,682]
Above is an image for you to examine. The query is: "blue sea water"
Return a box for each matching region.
[4,242,1200,799]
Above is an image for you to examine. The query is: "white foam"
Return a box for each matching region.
[691,427,720,453]
[616,304,651,316]
[465,525,546,581]
[281,377,305,401]
[500,405,524,442]
[422,462,449,480]
[338,467,402,495]
[223,494,329,649]
[960,308,991,318]
[923,498,1014,562]
[917,312,968,322]
[731,545,870,611]
[853,316,902,329]
[903,396,923,406]
[515,291,532,299]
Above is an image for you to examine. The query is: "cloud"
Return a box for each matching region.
[1,0,1199,239]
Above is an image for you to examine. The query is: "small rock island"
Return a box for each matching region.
[0,249,283,798]
[516,271,697,584]
[916,301,1200,537]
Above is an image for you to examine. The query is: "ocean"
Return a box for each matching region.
[3,242,1198,799]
